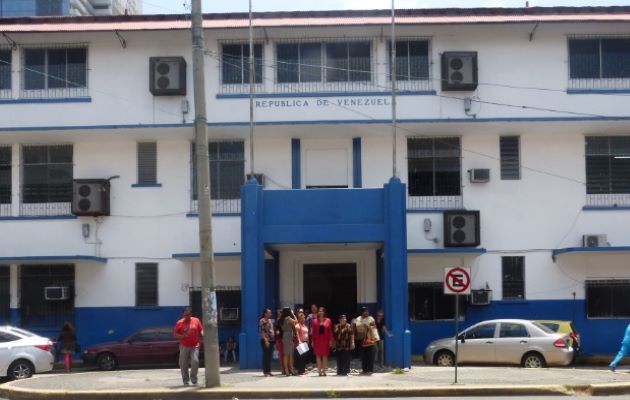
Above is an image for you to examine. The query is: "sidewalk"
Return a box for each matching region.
[1,362,630,399]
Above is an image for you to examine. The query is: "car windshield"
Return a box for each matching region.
[8,327,35,337]
[531,321,554,333]
[541,323,560,332]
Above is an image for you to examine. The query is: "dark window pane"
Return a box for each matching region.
[408,158,433,196]
[500,136,520,180]
[243,44,263,84]
[349,42,371,81]
[36,0,62,15]
[20,264,74,328]
[222,44,242,84]
[0,266,9,323]
[136,263,158,307]
[192,141,244,201]
[67,48,87,88]
[611,157,630,193]
[585,136,630,195]
[22,145,72,204]
[137,142,157,184]
[0,147,10,204]
[586,136,610,155]
[300,43,322,82]
[587,280,630,318]
[0,50,11,90]
[49,144,73,163]
[409,41,429,80]
[586,155,611,194]
[466,323,496,339]
[407,137,461,197]
[24,49,46,90]
[502,256,525,300]
[602,39,630,78]
[277,44,299,83]
[326,43,348,82]
[408,283,465,321]
[47,49,66,89]
[499,323,528,338]
[569,39,600,79]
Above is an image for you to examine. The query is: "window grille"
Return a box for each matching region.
[0,266,9,324]
[500,136,521,180]
[408,282,465,321]
[502,256,525,300]
[585,136,630,206]
[568,36,630,90]
[0,48,11,99]
[189,286,241,325]
[20,144,72,216]
[136,263,158,307]
[137,142,157,184]
[19,264,74,328]
[0,146,11,217]
[219,41,264,94]
[586,280,630,318]
[21,43,88,99]
[407,137,462,209]
[387,38,433,91]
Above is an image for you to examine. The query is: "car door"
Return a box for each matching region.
[153,328,179,365]
[118,329,157,366]
[495,322,531,364]
[0,331,21,375]
[458,322,497,364]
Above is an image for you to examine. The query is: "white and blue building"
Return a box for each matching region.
[0,7,630,368]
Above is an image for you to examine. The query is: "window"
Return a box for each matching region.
[0,146,10,207]
[569,38,630,79]
[0,266,9,324]
[326,42,371,82]
[499,322,529,338]
[0,49,11,94]
[277,43,322,83]
[221,43,263,85]
[390,40,429,81]
[22,145,73,204]
[137,142,157,184]
[189,286,241,325]
[502,256,525,300]
[136,263,158,307]
[407,137,461,198]
[20,264,74,328]
[500,136,520,180]
[0,332,19,343]
[586,280,630,318]
[585,136,630,195]
[36,0,63,15]
[22,46,87,96]
[192,141,245,201]
[409,282,466,321]
[464,323,496,339]
[128,329,157,342]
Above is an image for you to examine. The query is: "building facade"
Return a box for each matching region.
[0,0,142,17]
[0,7,630,367]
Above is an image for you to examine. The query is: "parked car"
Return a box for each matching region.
[423,319,573,368]
[0,326,54,380]
[534,320,581,352]
[82,327,189,371]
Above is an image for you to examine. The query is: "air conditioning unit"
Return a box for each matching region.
[441,51,478,92]
[220,307,240,321]
[44,286,70,301]
[469,169,490,183]
[470,289,492,306]
[583,234,608,248]
[72,179,111,217]
[149,57,186,96]
[246,173,265,187]
[444,210,480,247]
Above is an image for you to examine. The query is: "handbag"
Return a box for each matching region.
[296,341,309,355]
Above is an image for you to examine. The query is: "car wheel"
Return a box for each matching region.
[434,351,455,367]
[522,352,546,368]
[97,353,118,371]
[8,359,34,380]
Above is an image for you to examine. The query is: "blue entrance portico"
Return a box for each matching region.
[239,177,411,369]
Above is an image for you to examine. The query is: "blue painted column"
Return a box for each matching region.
[382,177,411,368]
[239,179,265,369]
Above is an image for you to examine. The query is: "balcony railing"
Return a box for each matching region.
[586,193,630,208]
[20,202,71,217]
[190,199,241,215]
[407,195,463,210]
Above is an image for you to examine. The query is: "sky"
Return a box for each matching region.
[141,0,630,14]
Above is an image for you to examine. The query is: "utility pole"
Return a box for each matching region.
[191,0,220,388]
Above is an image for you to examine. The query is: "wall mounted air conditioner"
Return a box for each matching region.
[444,210,481,247]
[441,51,478,91]
[246,173,265,187]
[583,234,608,247]
[44,286,70,301]
[469,169,490,183]
[220,307,240,321]
[149,56,187,96]
[470,289,492,306]
[72,179,110,217]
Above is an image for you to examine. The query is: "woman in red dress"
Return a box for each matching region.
[311,307,333,376]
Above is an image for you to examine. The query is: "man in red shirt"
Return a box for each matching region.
[173,307,203,385]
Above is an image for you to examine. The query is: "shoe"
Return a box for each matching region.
[323,372,327,376]
[183,381,189,386]
[191,379,197,385]
[610,365,616,372]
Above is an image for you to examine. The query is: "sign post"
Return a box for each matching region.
[444,267,471,384]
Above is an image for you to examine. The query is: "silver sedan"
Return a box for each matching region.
[423,319,574,368]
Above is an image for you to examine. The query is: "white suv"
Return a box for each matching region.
[0,326,54,379]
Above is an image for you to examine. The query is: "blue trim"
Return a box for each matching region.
[132,306,163,311]
[0,215,77,221]
[292,138,301,189]
[131,183,162,188]
[353,137,362,188]
[553,246,630,257]
[0,123,192,133]
[0,255,107,263]
[407,208,452,213]
[567,89,630,94]
[172,252,241,260]
[216,90,436,99]
[583,206,630,211]
[408,248,487,255]
[185,212,241,218]
[0,97,92,104]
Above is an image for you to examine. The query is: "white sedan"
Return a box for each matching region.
[0,326,54,379]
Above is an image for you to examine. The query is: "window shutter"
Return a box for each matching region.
[500,136,520,180]
[137,142,157,184]
[136,263,158,307]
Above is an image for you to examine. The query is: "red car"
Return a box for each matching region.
[82,327,201,371]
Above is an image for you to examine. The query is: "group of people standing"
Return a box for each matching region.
[259,304,388,377]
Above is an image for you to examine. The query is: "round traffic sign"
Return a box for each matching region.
[445,267,471,294]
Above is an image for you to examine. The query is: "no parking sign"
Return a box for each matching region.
[444,267,471,295]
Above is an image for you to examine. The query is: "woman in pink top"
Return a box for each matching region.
[293,310,309,374]
[311,307,333,376]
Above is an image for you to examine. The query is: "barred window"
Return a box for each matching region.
[20,264,74,328]
[570,38,630,79]
[23,47,87,91]
[0,50,11,92]
[586,136,630,194]
[277,43,322,83]
[0,146,10,204]
[409,282,465,321]
[136,263,158,307]
[221,43,263,85]
[22,144,73,204]
[408,137,461,197]
[389,40,429,81]
[326,42,371,82]
[500,136,520,180]
[586,280,630,318]
[192,141,245,200]
[0,266,9,324]
[502,256,525,300]
[137,142,157,184]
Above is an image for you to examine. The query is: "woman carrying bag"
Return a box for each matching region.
[293,310,309,375]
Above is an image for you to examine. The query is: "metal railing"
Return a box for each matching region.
[190,199,241,215]
[407,195,463,210]
[586,193,630,207]
[19,202,71,216]
[569,77,630,91]
[0,203,11,217]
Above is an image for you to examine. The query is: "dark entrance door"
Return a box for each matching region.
[303,263,357,322]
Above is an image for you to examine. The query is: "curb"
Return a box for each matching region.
[3,383,629,400]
